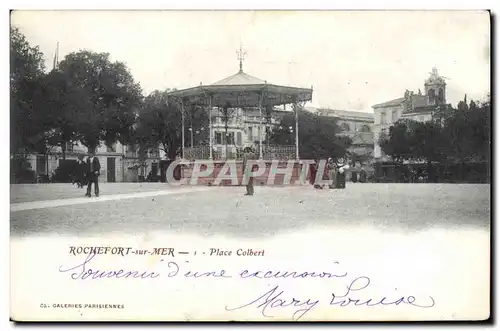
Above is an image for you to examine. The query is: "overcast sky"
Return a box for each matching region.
[11,10,490,112]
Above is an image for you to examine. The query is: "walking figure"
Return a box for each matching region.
[75,155,87,188]
[327,158,338,189]
[86,151,101,197]
[242,147,257,196]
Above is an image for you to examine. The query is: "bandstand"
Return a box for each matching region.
[167,47,313,185]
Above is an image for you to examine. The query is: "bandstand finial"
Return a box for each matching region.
[236,43,247,73]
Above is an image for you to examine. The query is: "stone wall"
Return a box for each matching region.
[179,160,309,186]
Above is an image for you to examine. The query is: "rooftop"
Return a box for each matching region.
[211,70,267,86]
[372,97,406,109]
[318,108,375,120]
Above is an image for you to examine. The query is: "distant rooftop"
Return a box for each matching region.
[211,70,267,86]
[317,108,374,120]
[371,97,406,109]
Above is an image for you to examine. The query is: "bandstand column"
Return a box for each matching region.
[294,102,300,160]
[258,93,263,159]
[208,95,213,160]
[181,99,185,160]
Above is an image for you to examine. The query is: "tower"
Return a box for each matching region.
[424,67,446,105]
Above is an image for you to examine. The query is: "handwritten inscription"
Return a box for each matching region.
[58,252,160,280]
[58,253,435,320]
[226,283,435,320]
[225,285,320,320]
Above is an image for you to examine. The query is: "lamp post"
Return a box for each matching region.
[188,127,194,148]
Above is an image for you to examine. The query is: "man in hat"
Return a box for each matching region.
[242,147,257,196]
[76,155,87,188]
[327,157,337,189]
[335,157,350,189]
[86,150,101,197]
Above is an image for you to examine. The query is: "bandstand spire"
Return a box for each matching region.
[236,43,247,73]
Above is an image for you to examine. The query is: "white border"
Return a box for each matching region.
[2,1,497,330]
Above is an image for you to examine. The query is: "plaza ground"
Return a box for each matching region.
[10,182,491,321]
[10,183,490,238]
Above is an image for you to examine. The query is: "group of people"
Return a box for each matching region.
[310,157,350,190]
[74,151,101,197]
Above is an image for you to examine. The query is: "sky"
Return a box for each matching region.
[11,10,491,112]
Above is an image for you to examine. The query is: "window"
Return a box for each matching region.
[360,125,371,132]
[380,112,386,124]
[428,89,436,104]
[226,132,235,145]
[391,110,398,122]
[247,126,253,141]
[340,123,350,132]
[215,132,223,145]
[438,88,444,103]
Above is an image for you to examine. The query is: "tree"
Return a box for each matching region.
[185,103,209,147]
[56,51,142,151]
[442,98,491,163]
[31,70,89,159]
[135,90,182,160]
[269,110,351,160]
[10,26,46,154]
[379,119,446,164]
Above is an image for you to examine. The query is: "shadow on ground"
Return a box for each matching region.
[10,184,490,238]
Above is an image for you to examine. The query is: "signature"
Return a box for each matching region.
[329,276,435,308]
[226,277,435,320]
[225,285,319,321]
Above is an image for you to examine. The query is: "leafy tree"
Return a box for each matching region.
[442,98,490,163]
[269,109,351,160]
[57,51,142,150]
[30,70,88,159]
[135,90,182,160]
[379,119,446,164]
[10,26,46,154]
[185,103,209,147]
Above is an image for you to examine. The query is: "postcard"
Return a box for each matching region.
[10,10,491,322]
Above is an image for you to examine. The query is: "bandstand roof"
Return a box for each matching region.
[167,68,313,108]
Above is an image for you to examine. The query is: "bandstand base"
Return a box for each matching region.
[178,160,311,186]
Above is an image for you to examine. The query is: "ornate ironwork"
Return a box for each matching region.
[184,145,296,160]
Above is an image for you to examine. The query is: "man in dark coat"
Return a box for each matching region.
[76,155,87,188]
[242,147,257,196]
[86,151,101,197]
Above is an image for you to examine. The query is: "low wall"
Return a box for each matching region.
[178,160,312,186]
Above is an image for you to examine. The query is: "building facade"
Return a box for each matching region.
[316,108,375,162]
[26,141,162,183]
[372,67,450,160]
[184,106,291,160]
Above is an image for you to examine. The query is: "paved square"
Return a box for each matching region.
[10,183,490,238]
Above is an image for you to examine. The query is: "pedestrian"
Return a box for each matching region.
[327,158,337,189]
[76,155,87,188]
[312,159,324,189]
[86,150,101,197]
[335,157,350,189]
[242,147,256,196]
[351,161,358,183]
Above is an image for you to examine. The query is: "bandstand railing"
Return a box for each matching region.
[183,145,296,161]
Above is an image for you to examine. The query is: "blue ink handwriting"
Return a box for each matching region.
[329,276,435,308]
[225,285,319,321]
